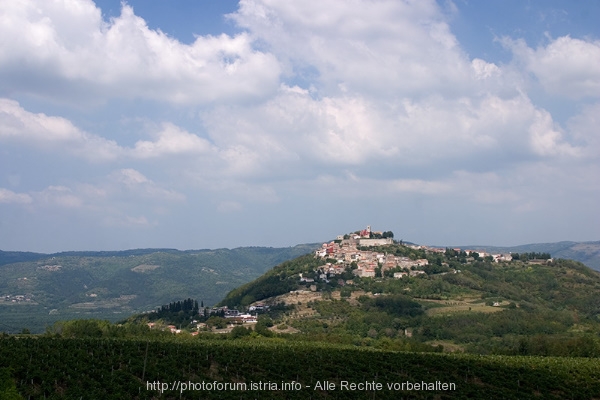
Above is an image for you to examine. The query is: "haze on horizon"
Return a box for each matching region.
[0,0,598,253]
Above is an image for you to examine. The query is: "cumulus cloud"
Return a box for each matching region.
[203,85,582,181]
[132,123,214,159]
[0,99,218,162]
[0,98,122,161]
[230,0,473,97]
[507,36,600,99]
[0,0,281,104]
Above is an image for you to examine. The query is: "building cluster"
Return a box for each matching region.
[1,294,33,303]
[315,236,430,279]
[38,264,62,271]
[146,304,268,334]
[314,226,519,280]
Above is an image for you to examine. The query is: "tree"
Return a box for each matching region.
[206,316,227,329]
[230,326,251,339]
[0,368,23,400]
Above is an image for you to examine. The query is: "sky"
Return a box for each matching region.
[0,0,599,252]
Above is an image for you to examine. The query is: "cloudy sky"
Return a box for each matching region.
[0,0,598,252]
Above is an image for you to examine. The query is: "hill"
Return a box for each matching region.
[219,240,600,356]
[0,244,318,333]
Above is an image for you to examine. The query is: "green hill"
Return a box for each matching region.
[219,243,600,356]
[0,245,318,333]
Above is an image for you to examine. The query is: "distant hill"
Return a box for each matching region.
[452,241,600,270]
[0,244,319,333]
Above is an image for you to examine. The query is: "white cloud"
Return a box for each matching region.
[528,109,579,157]
[230,0,472,97]
[507,36,600,99]
[131,123,214,159]
[203,86,582,180]
[0,0,281,105]
[0,188,32,204]
[0,98,122,161]
[113,168,150,185]
[0,99,217,162]
[567,103,600,159]
[471,58,500,80]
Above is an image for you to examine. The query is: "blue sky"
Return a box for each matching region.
[0,0,598,252]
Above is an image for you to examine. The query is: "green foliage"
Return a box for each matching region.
[229,326,251,339]
[139,298,200,327]
[205,316,227,329]
[219,254,322,307]
[512,252,552,260]
[255,316,274,337]
[1,336,599,399]
[0,368,23,400]
[364,295,423,317]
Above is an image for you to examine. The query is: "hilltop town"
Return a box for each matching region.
[313,226,521,282]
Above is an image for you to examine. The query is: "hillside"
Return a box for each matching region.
[219,239,600,356]
[0,244,317,333]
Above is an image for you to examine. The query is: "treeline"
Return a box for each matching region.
[156,298,199,315]
[511,252,552,260]
[45,319,165,339]
[144,298,201,327]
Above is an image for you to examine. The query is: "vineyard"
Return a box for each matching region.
[1,336,599,399]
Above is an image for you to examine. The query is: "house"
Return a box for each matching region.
[357,268,376,278]
[240,314,257,323]
[224,309,240,318]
